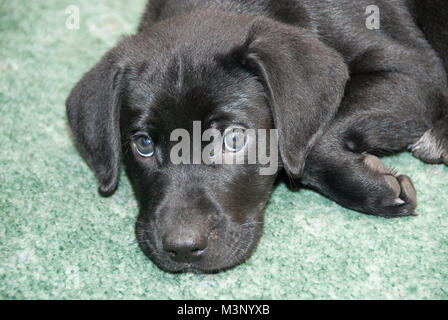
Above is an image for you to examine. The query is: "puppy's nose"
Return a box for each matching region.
[163,235,208,263]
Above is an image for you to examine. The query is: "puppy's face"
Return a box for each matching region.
[122,55,276,272]
[66,12,348,273]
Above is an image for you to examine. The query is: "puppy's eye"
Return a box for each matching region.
[223,127,247,153]
[134,135,155,157]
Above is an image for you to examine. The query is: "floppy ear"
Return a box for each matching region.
[239,18,349,178]
[66,50,125,196]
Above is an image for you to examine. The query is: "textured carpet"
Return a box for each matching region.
[1,0,447,300]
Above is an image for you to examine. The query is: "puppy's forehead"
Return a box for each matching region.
[120,12,271,132]
[125,52,267,133]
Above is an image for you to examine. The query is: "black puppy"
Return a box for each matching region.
[66,0,448,273]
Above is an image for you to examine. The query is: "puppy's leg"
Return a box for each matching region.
[303,128,418,218]
[302,70,446,217]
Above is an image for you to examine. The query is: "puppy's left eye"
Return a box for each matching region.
[133,135,155,157]
[224,127,247,152]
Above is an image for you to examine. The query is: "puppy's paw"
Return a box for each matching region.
[363,155,418,218]
[411,129,448,166]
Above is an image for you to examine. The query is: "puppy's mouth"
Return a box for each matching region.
[135,218,264,274]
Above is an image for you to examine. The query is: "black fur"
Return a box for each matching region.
[66,0,448,273]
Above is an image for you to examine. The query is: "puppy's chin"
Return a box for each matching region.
[135,215,264,274]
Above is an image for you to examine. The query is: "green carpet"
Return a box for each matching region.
[1,0,448,300]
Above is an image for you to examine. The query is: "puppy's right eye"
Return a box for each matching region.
[133,135,155,158]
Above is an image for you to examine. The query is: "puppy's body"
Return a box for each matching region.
[138,0,448,217]
[67,0,448,272]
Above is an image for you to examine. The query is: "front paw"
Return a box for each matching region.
[363,155,418,218]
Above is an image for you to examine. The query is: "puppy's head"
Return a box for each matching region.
[66,12,348,273]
